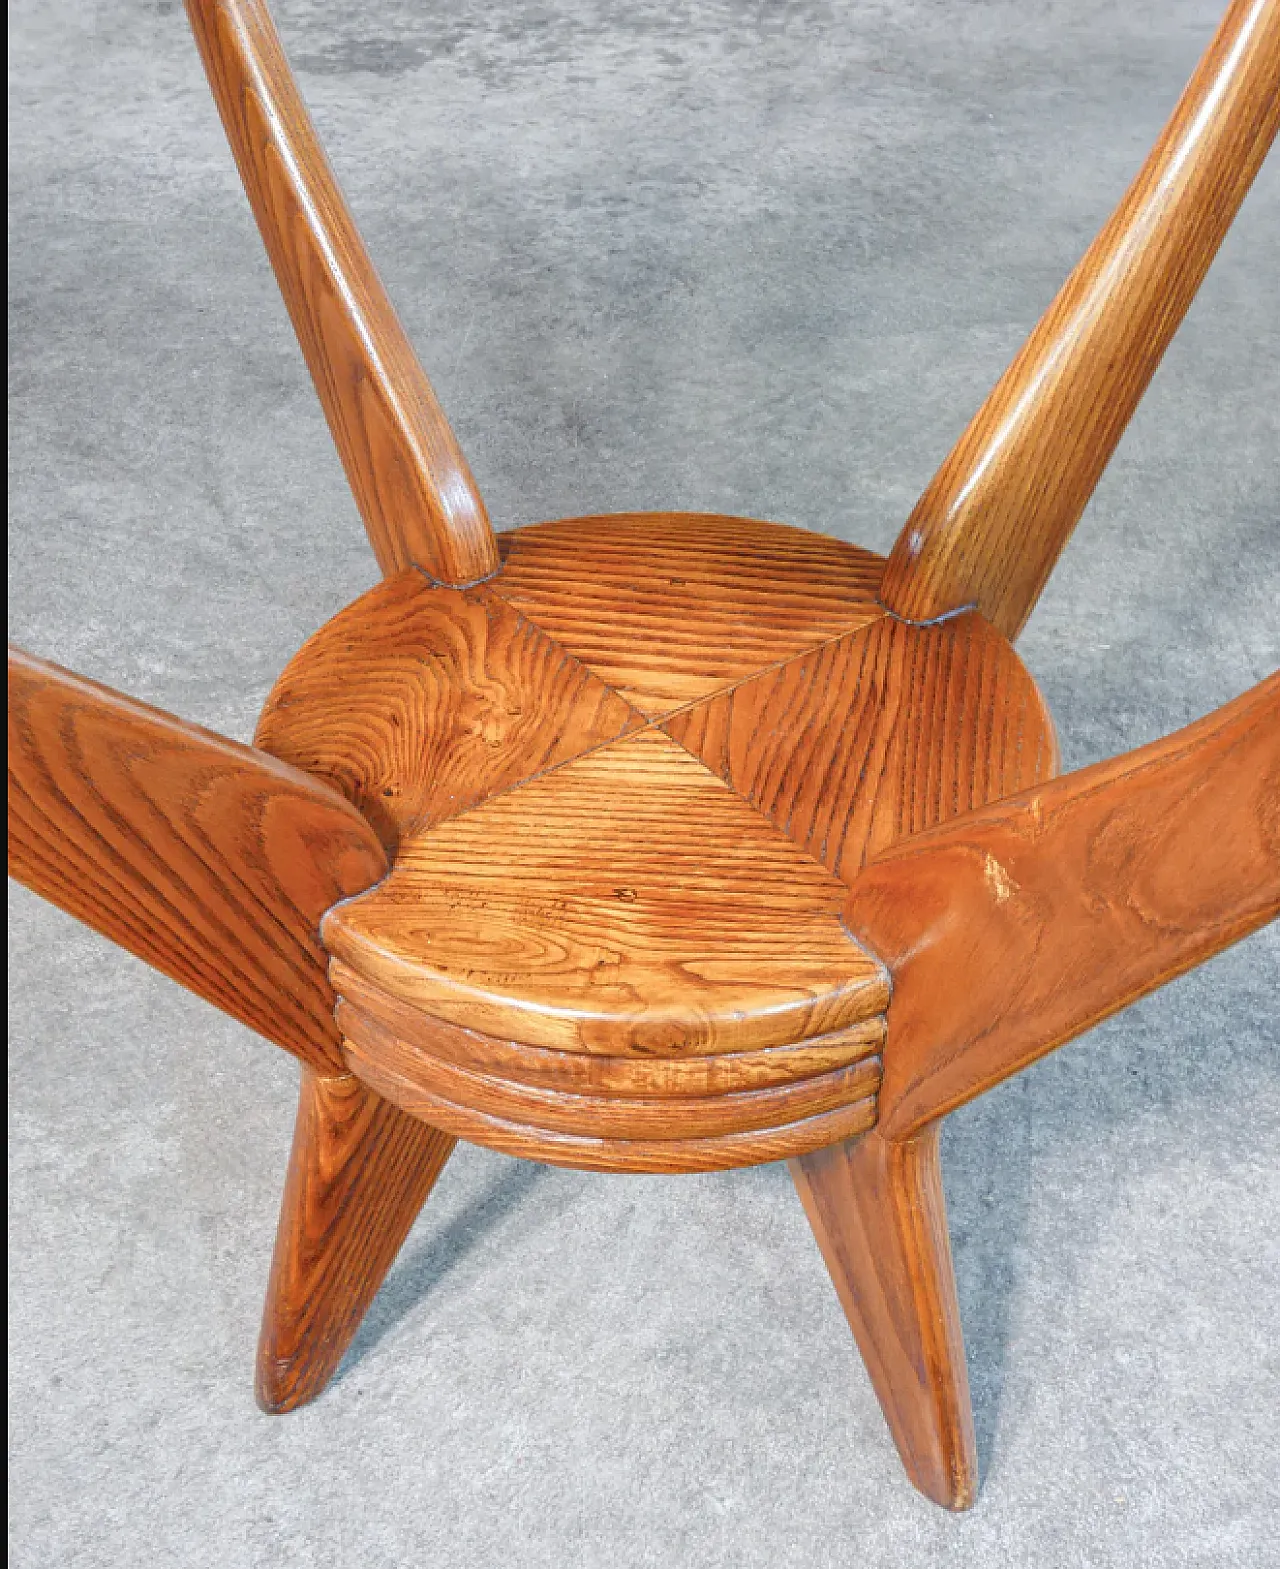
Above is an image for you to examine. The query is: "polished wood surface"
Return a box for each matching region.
[185,0,497,585]
[300,559,1059,1171]
[791,671,1279,1504]
[9,0,1277,1512]
[339,1021,881,1142]
[331,970,885,1169]
[667,610,1058,882]
[330,959,885,1099]
[338,1000,880,1174]
[255,571,642,849]
[847,672,1280,1143]
[881,0,1280,638]
[7,646,385,1073]
[257,1068,456,1412]
[324,725,889,1058]
[658,611,1049,1509]
[495,514,885,716]
[791,1128,975,1511]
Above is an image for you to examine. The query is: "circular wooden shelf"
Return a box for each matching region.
[256,512,1057,1171]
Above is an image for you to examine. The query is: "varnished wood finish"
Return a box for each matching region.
[306,544,1059,1173]
[787,673,1278,1508]
[659,609,1049,1504]
[847,672,1280,1143]
[255,571,642,849]
[185,0,497,584]
[338,998,883,1148]
[330,960,885,1099]
[339,1001,880,1174]
[7,647,385,1073]
[10,0,1278,1510]
[666,611,1059,882]
[494,514,885,716]
[340,1024,880,1143]
[257,1068,456,1411]
[790,1128,976,1511]
[324,727,889,1059]
[881,0,1280,638]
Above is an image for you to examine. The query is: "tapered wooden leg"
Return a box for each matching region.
[789,1125,977,1510]
[257,1068,457,1412]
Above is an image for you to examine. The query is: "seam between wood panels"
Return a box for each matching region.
[389,723,649,841]
[650,703,894,998]
[347,575,656,841]
[652,613,889,790]
[303,583,658,929]
[482,548,889,724]
[384,581,884,837]
[255,569,641,844]
[609,610,892,728]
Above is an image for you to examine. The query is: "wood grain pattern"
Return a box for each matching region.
[336,999,881,1143]
[790,1127,976,1511]
[881,0,1280,638]
[652,608,1051,1506]
[257,1068,456,1411]
[341,1003,879,1174]
[9,0,1274,1511]
[7,646,386,1073]
[185,0,497,584]
[846,671,1280,1142]
[790,673,1278,1508]
[330,959,885,1099]
[255,571,643,849]
[666,611,1059,883]
[494,514,886,716]
[323,728,889,1056]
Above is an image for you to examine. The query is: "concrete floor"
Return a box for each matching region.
[8,1,1279,1564]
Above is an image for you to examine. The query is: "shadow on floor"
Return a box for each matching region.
[335,1154,550,1379]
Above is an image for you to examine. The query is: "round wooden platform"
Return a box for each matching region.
[256,513,1058,1171]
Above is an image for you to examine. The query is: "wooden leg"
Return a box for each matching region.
[789,1125,977,1510]
[257,1068,457,1413]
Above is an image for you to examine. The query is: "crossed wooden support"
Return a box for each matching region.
[9,0,1279,1510]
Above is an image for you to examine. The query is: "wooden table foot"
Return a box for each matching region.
[790,1126,977,1511]
[256,1069,456,1413]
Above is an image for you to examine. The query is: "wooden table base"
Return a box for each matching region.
[8,0,1279,1512]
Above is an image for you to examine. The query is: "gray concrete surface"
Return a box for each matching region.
[8,1,1279,1564]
